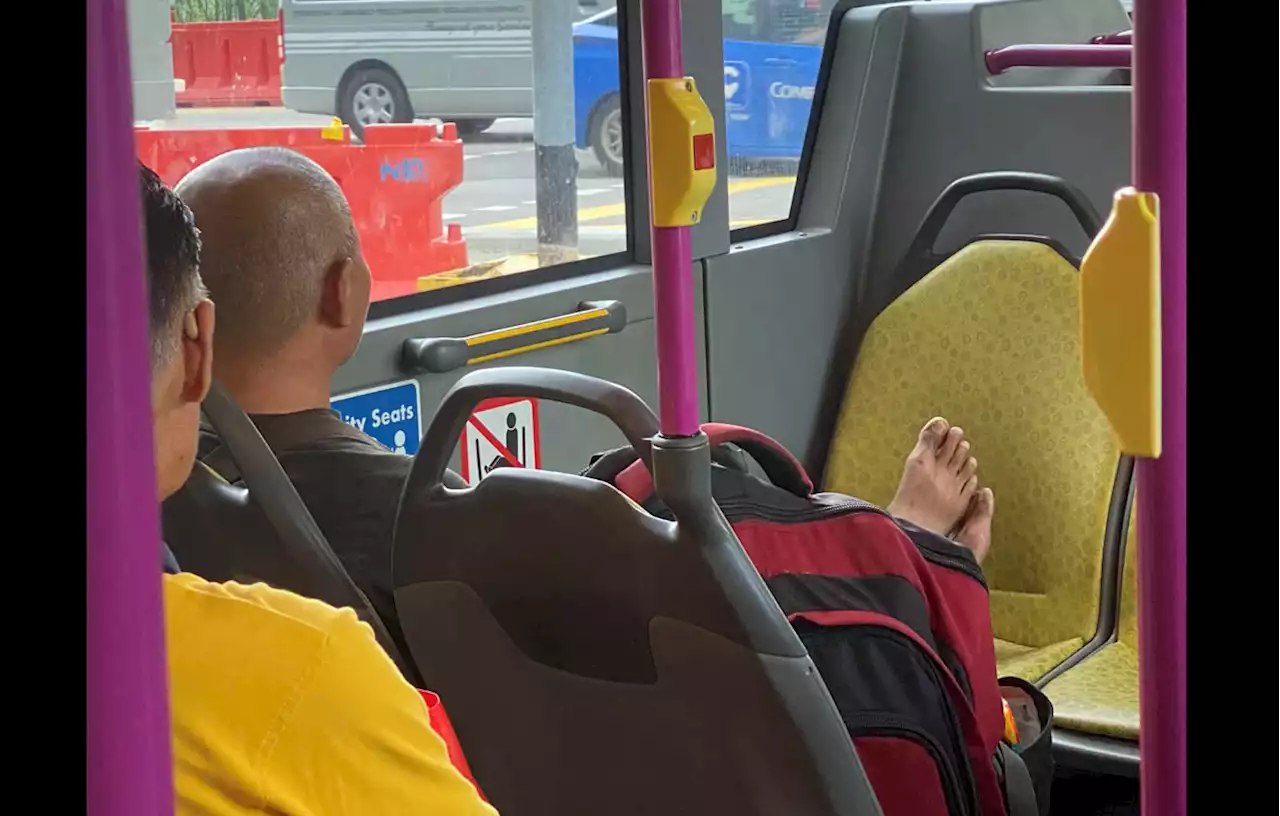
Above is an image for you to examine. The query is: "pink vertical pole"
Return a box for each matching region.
[87,0,175,813]
[641,0,701,437]
[1132,0,1186,811]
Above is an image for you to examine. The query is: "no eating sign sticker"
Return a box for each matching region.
[459,397,541,485]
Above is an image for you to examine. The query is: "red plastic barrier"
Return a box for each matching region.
[136,121,468,300]
[170,13,282,108]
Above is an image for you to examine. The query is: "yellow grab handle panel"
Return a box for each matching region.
[1079,187,1162,458]
[646,77,717,227]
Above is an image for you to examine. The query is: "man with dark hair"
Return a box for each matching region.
[175,147,464,664]
[141,163,494,815]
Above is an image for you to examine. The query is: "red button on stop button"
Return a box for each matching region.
[692,132,715,171]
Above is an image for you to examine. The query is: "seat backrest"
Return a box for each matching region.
[163,382,413,679]
[394,367,881,816]
[826,173,1127,653]
[163,463,354,605]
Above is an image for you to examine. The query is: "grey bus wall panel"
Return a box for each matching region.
[865,0,1131,306]
[704,4,910,472]
[402,300,627,374]
[704,0,1130,477]
[342,265,694,477]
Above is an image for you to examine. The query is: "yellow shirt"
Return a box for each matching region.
[164,573,497,815]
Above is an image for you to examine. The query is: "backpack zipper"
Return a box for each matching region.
[717,495,988,589]
[908,535,988,590]
[807,621,981,816]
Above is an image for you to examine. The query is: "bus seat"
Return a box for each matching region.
[162,382,415,681]
[824,173,1132,684]
[394,367,881,816]
[163,462,352,606]
[1040,513,1139,776]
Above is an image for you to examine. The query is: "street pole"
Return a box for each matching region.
[532,0,579,265]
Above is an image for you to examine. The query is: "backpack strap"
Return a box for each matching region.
[613,422,814,504]
[995,743,1041,816]
[578,445,644,483]
[996,676,1055,816]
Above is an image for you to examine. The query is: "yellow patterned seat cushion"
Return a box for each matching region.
[994,637,1083,681]
[1042,518,1139,740]
[1042,642,1139,740]
[825,240,1120,682]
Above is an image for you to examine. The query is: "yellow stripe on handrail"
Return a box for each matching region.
[468,328,611,365]
[464,308,610,347]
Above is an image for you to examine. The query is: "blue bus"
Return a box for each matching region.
[574,1,835,175]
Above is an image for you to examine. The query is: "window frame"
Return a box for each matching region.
[370,1,641,320]
[725,0,847,244]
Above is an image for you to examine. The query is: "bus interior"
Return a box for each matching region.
[90,0,1185,813]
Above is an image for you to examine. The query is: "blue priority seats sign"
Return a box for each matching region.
[330,379,423,455]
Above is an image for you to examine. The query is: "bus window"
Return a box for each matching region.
[145,0,634,307]
[722,0,835,232]
[767,0,835,46]
[723,0,761,40]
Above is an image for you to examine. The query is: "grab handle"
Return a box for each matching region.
[904,172,1103,268]
[402,300,627,374]
[985,44,1131,74]
[404,366,660,496]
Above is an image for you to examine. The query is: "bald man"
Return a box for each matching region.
[176,147,464,672]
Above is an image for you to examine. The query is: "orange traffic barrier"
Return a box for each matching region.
[137,121,468,300]
[171,13,282,108]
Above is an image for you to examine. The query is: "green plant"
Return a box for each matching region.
[173,0,280,23]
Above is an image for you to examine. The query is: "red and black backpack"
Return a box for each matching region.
[583,423,1054,816]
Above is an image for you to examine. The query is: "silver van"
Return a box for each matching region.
[281,0,609,139]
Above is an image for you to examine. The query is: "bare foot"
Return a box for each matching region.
[886,417,979,538]
[953,488,994,565]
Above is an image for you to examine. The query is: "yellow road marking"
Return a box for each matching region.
[725,176,796,193]
[470,176,796,231]
[472,202,625,232]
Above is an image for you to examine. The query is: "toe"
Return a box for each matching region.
[918,417,949,452]
[951,439,971,471]
[961,474,979,501]
[939,426,964,463]
[976,487,995,518]
[959,456,978,484]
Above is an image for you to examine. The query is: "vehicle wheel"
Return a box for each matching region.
[454,118,496,138]
[588,95,625,177]
[339,67,412,142]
